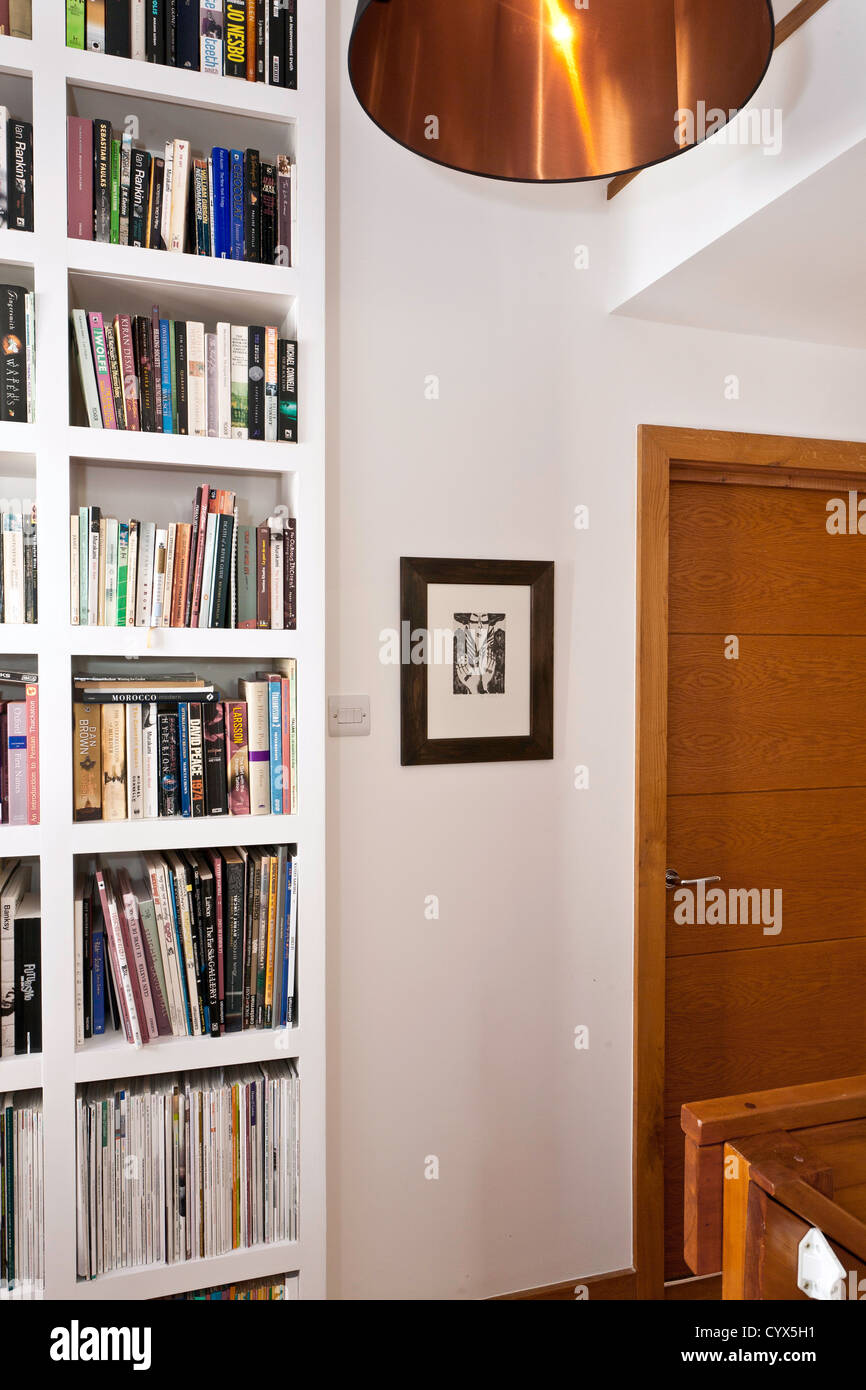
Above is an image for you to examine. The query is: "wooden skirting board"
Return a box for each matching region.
[607,0,834,200]
[492,1269,723,1300]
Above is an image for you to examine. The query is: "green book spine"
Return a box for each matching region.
[66,0,85,48]
[116,521,129,626]
[109,139,121,245]
[169,321,178,432]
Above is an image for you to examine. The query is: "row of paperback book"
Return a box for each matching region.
[69,117,295,266]
[0,285,35,423]
[76,1060,299,1276]
[73,669,298,822]
[0,2,30,40]
[0,1089,42,1300]
[0,107,33,232]
[159,1272,298,1298]
[71,307,298,440]
[71,493,296,630]
[0,671,39,826]
[77,844,298,1048]
[66,1,297,88]
[0,859,40,1057]
[0,499,37,625]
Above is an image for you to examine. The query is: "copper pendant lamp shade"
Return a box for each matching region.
[348,0,775,183]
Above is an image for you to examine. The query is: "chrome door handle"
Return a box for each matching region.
[666,869,721,891]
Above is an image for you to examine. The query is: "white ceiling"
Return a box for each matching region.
[613,137,866,349]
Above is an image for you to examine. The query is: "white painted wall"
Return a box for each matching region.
[326,0,866,1299]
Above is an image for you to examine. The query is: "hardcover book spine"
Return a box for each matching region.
[210,513,233,629]
[67,117,93,238]
[276,153,291,265]
[70,514,81,624]
[245,0,256,81]
[256,522,269,628]
[106,0,132,55]
[14,914,40,1054]
[286,0,297,89]
[67,0,85,47]
[92,910,105,1036]
[211,148,229,256]
[125,519,139,624]
[6,701,26,825]
[244,148,260,261]
[177,0,200,67]
[86,0,106,52]
[174,319,188,434]
[224,853,245,1030]
[280,675,291,813]
[1,285,27,422]
[146,156,165,248]
[264,326,277,436]
[266,677,282,814]
[151,303,163,427]
[117,879,157,1040]
[186,319,206,437]
[216,320,232,436]
[269,0,285,87]
[260,161,276,267]
[87,506,101,623]
[159,319,173,431]
[131,0,146,58]
[116,519,129,624]
[225,700,250,815]
[135,519,156,625]
[168,139,190,252]
[136,315,156,430]
[24,682,38,825]
[158,709,180,816]
[88,312,118,429]
[288,657,298,812]
[150,526,167,625]
[207,849,225,1029]
[101,703,127,821]
[203,701,228,815]
[164,0,178,64]
[93,118,111,242]
[95,870,139,1046]
[205,331,219,436]
[237,524,255,628]
[239,680,269,814]
[73,703,102,821]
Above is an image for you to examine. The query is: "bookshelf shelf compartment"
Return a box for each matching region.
[66,427,306,472]
[66,239,299,300]
[70,814,301,856]
[0,1053,41,1090]
[74,1240,302,1303]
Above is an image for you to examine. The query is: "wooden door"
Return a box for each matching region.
[664,476,866,1279]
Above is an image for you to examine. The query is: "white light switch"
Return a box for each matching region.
[328,694,371,737]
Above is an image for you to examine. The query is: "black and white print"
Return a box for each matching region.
[453,612,506,695]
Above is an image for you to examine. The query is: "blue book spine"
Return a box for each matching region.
[230,149,245,261]
[159,320,173,432]
[92,926,105,1035]
[178,703,192,817]
[212,148,230,259]
[279,861,292,1027]
[168,870,193,1036]
[268,678,282,814]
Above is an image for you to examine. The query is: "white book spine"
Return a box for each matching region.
[230,325,248,439]
[87,511,100,626]
[168,139,190,253]
[125,520,139,625]
[72,308,103,429]
[205,332,219,437]
[2,499,24,624]
[197,511,218,628]
[70,514,80,624]
[126,703,144,819]
[104,517,119,627]
[101,879,143,1048]
[161,522,177,628]
[142,703,159,820]
[186,320,206,437]
[160,140,174,251]
[240,680,271,814]
[131,0,146,60]
[135,521,156,627]
[217,321,232,438]
[145,857,184,1036]
[24,291,35,423]
[150,527,167,626]
[200,0,223,75]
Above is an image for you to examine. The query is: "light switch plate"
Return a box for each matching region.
[328,694,371,737]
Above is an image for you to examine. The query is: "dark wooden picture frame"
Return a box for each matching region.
[400,557,554,766]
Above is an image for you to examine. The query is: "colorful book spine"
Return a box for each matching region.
[159,319,173,432]
[87,312,118,429]
[24,682,38,824]
[6,702,27,825]
[267,676,282,815]
[177,701,192,817]
[225,700,250,815]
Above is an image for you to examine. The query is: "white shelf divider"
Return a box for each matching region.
[0,6,325,1302]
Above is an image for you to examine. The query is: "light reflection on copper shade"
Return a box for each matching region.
[348,0,775,183]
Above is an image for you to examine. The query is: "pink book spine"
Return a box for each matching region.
[95,870,137,1046]
[207,849,225,1034]
[6,702,27,826]
[25,684,38,825]
[87,312,118,429]
[110,872,150,1043]
[67,116,93,240]
[118,874,160,1042]
[114,314,140,431]
[190,484,211,627]
[225,700,250,816]
[281,677,291,814]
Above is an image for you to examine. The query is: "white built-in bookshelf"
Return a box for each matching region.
[0,9,325,1299]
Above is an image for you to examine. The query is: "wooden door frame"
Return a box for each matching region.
[633,425,866,1299]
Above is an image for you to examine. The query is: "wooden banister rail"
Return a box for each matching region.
[607,0,834,200]
[682,1073,866,1147]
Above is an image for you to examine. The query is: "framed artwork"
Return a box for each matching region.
[400,556,554,765]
